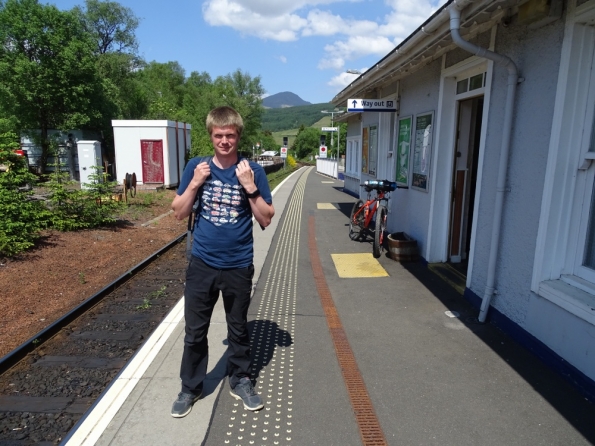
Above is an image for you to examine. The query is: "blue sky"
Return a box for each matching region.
[47,0,448,104]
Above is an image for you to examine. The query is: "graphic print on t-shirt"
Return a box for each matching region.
[200,179,244,226]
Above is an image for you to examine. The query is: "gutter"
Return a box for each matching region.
[449,0,519,323]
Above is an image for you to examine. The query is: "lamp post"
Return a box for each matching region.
[320,109,345,158]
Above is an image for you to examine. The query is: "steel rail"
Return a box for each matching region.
[0,233,186,375]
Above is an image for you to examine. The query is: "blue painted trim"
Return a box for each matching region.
[463,288,595,403]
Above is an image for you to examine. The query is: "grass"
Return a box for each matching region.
[118,189,175,222]
[267,164,301,191]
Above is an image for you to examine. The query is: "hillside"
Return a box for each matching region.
[263,91,311,108]
[261,103,334,132]
[271,115,331,148]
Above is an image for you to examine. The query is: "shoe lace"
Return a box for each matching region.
[178,392,194,401]
[236,379,256,396]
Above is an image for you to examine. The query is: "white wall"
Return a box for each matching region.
[387,58,443,255]
[469,21,565,324]
[112,120,191,188]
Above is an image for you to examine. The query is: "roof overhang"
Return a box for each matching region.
[332,0,523,107]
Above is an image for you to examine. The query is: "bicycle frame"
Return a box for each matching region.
[349,179,407,258]
[353,190,389,230]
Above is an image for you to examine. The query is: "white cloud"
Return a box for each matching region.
[278,55,288,63]
[318,35,394,70]
[328,68,368,89]
[202,0,447,72]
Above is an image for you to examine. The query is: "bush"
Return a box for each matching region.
[45,161,124,231]
[0,131,50,257]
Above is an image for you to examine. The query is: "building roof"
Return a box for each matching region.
[261,151,278,157]
[332,0,517,107]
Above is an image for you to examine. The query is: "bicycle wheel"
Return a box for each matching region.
[349,200,365,240]
[373,205,388,258]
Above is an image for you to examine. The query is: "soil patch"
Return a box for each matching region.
[0,189,186,357]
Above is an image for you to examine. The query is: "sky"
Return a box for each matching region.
[47,0,449,105]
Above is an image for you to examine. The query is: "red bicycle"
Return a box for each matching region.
[349,180,407,258]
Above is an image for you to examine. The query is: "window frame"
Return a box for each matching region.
[532,0,595,326]
[346,136,361,176]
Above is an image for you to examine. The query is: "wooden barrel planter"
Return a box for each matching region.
[387,232,418,262]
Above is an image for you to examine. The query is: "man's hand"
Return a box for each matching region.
[235,159,257,193]
[191,161,211,188]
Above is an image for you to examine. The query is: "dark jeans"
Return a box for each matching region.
[180,256,254,395]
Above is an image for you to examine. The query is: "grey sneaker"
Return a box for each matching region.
[171,392,201,418]
[230,377,264,411]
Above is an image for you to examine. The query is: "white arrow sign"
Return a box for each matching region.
[347,99,397,112]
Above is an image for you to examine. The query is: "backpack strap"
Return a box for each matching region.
[186,156,213,260]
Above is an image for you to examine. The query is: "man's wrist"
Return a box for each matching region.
[245,187,260,199]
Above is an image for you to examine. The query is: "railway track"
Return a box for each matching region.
[0,235,187,445]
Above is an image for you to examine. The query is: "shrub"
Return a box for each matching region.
[0,132,50,257]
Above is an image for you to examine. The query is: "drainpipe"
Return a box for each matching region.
[449,2,519,323]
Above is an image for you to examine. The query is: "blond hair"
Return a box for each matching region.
[206,106,244,137]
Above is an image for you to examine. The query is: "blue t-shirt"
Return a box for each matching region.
[177,156,273,269]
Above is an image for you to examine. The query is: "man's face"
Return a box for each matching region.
[210,125,239,157]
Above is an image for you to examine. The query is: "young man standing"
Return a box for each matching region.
[170,106,275,417]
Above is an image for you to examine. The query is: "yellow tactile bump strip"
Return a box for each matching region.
[317,203,337,209]
[331,253,389,278]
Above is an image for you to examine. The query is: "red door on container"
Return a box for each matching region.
[141,140,164,183]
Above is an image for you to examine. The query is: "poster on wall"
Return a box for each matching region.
[396,116,412,185]
[361,127,369,174]
[412,111,434,191]
[368,125,378,176]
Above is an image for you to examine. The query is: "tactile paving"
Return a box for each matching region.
[223,168,311,445]
[331,253,389,278]
[316,203,337,209]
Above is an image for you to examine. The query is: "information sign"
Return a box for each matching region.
[347,99,397,112]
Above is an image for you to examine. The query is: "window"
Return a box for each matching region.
[346,137,360,175]
[456,72,486,95]
[570,58,595,285]
[533,13,595,325]
[368,125,378,176]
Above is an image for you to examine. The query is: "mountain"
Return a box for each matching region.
[262,92,311,109]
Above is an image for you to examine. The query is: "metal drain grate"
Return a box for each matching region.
[308,216,388,446]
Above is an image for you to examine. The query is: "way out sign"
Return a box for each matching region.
[348,99,396,112]
[319,145,328,158]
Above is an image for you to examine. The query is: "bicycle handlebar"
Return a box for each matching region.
[362,180,409,192]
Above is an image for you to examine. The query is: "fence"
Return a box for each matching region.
[316,158,339,179]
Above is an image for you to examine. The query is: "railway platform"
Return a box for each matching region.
[64,166,595,446]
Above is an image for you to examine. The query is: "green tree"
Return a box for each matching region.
[181,71,217,157]
[138,61,186,120]
[293,127,321,159]
[215,70,265,154]
[0,0,107,174]
[73,0,140,55]
[257,131,278,154]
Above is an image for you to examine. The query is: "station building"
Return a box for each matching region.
[332,0,595,398]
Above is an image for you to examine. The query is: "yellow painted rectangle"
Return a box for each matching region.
[317,203,337,209]
[331,253,389,278]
